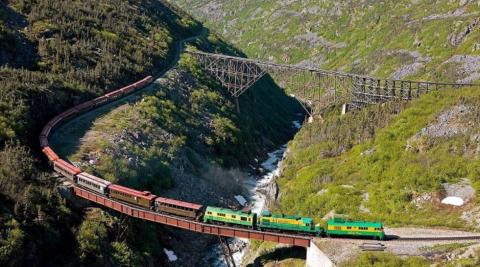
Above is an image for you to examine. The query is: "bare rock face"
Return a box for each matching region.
[448,18,480,47]
[412,192,433,208]
[388,50,431,80]
[444,55,480,83]
[419,105,472,138]
[406,105,473,152]
[442,178,475,204]
[293,32,346,49]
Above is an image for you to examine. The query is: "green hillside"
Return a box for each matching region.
[0,0,201,265]
[0,0,301,266]
[172,0,480,227]
[280,89,480,227]
[172,0,479,82]
[171,0,480,265]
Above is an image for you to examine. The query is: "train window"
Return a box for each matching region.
[218,213,225,217]
[241,217,247,221]
[231,215,236,219]
[207,212,212,215]
[335,226,341,230]
[347,227,352,230]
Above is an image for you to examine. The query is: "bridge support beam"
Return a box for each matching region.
[235,97,240,114]
[341,103,348,115]
[306,241,335,267]
[219,236,236,267]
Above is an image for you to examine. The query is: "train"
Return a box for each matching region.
[40,76,386,241]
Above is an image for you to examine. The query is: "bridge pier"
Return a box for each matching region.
[235,97,240,114]
[341,103,348,115]
[306,241,335,267]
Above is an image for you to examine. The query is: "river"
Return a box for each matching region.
[208,120,301,266]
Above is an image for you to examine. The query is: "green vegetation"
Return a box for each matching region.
[173,0,480,82]
[61,51,300,195]
[420,242,474,254]
[0,0,200,143]
[341,252,429,267]
[344,248,480,267]
[173,0,480,228]
[243,242,306,267]
[278,89,480,227]
[0,0,209,265]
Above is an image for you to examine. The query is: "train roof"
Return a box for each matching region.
[260,211,313,223]
[77,172,111,186]
[55,159,81,174]
[108,184,157,200]
[155,197,203,210]
[42,147,59,161]
[327,218,383,228]
[205,206,255,217]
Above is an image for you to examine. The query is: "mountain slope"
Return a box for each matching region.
[170,0,480,265]
[0,0,201,265]
[172,0,480,228]
[172,0,480,82]
[0,0,302,266]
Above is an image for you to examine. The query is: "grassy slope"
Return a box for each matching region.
[172,0,479,81]
[170,1,480,265]
[280,89,480,227]
[171,0,480,226]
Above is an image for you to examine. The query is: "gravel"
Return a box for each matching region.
[445,55,480,83]
[461,207,480,229]
[388,50,431,79]
[416,105,472,138]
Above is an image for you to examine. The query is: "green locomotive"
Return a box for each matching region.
[258,211,323,236]
[203,206,256,227]
[202,206,385,240]
[326,218,385,240]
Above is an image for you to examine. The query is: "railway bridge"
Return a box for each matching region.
[188,50,480,116]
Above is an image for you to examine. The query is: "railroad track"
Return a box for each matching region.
[394,236,480,242]
[324,235,480,244]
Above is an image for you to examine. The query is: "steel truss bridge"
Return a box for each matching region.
[188,51,480,116]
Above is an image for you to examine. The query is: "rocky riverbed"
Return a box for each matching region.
[207,140,293,266]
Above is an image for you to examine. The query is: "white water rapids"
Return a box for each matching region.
[208,138,294,266]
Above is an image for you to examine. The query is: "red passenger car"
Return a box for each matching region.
[53,159,81,180]
[42,147,59,162]
[75,100,95,113]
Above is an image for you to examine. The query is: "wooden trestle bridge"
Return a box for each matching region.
[188,51,480,116]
